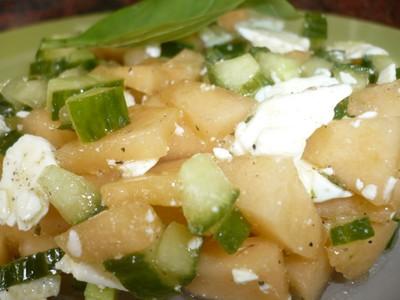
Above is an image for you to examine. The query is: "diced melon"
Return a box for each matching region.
[162,120,214,162]
[187,238,289,300]
[18,235,57,257]
[39,206,71,236]
[91,49,204,95]
[220,156,324,258]
[55,201,163,264]
[304,117,400,206]
[160,81,255,139]
[153,206,187,225]
[316,195,394,224]
[21,109,76,148]
[83,170,121,189]
[56,106,178,175]
[101,173,181,208]
[348,80,400,117]
[217,9,251,32]
[286,249,332,300]
[327,221,397,279]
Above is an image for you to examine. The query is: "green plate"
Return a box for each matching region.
[0,12,400,300]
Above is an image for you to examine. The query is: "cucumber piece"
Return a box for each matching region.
[0,93,17,117]
[208,53,267,96]
[0,130,22,155]
[330,217,375,246]
[1,77,47,109]
[104,222,201,300]
[46,75,99,112]
[84,283,117,300]
[332,64,370,90]
[213,208,251,254]
[302,12,327,49]
[253,50,302,82]
[30,46,97,78]
[66,86,130,143]
[206,41,248,64]
[51,79,123,121]
[333,98,352,120]
[38,165,104,225]
[314,49,348,64]
[179,154,239,235]
[0,248,64,291]
[0,275,61,300]
[161,41,194,58]
[301,56,333,77]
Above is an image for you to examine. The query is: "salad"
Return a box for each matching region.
[0,0,399,299]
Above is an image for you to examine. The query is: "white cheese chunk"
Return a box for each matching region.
[362,184,378,201]
[255,75,338,102]
[0,134,57,230]
[200,26,233,48]
[213,147,233,162]
[16,111,30,119]
[237,16,285,32]
[0,115,10,135]
[338,72,358,85]
[232,268,259,284]
[235,23,310,54]
[67,230,82,258]
[123,90,135,107]
[377,63,397,85]
[232,84,352,157]
[145,44,161,58]
[56,255,127,291]
[383,177,398,201]
[294,160,352,203]
[110,159,158,178]
[327,41,388,59]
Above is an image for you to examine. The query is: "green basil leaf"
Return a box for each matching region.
[43,0,245,49]
[241,0,302,19]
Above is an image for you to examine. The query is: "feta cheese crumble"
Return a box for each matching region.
[213,147,233,162]
[56,255,127,291]
[255,75,338,102]
[0,115,10,135]
[232,268,259,284]
[67,230,82,258]
[124,91,135,107]
[295,160,352,203]
[145,44,161,58]
[361,184,378,201]
[231,84,352,157]
[174,123,185,136]
[187,237,203,251]
[236,22,310,54]
[0,134,57,230]
[107,159,158,178]
[377,63,397,85]
[200,26,233,48]
[339,72,358,85]
[327,41,388,59]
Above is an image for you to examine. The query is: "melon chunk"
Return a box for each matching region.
[56,106,178,175]
[348,80,400,117]
[101,173,181,208]
[55,202,162,264]
[220,156,324,258]
[187,238,289,300]
[316,195,395,224]
[22,109,76,148]
[160,81,255,139]
[286,248,332,300]
[327,221,397,279]
[91,49,204,95]
[304,117,400,205]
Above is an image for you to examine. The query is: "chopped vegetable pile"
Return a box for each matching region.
[0,0,399,299]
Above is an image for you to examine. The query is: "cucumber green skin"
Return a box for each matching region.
[0,248,64,291]
[161,41,194,58]
[185,188,239,235]
[38,165,104,225]
[0,130,22,155]
[330,217,375,246]
[213,208,251,254]
[84,283,117,300]
[67,86,130,143]
[51,79,123,121]
[104,253,176,300]
[205,41,248,64]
